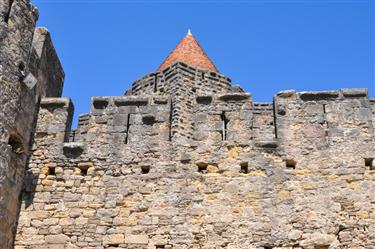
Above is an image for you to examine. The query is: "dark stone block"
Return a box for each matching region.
[341,88,368,98]
[115,97,148,107]
[299,91,340,101]
[218,93,250,102]
[196,96,212,105]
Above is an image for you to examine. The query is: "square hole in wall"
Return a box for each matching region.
[198,165,207,174]
[141,165,150,174]
[8,134,24,155]
[48,167,56,176]
[365,158,374,169]
[155,246,165,249]
[285,159,297,169]
[77,165,90,176]
[240,162,249,174]
[80,167,88,176]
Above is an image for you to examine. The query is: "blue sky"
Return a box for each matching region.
[32,0,374,126]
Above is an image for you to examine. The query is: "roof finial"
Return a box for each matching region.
[187,28,192,36]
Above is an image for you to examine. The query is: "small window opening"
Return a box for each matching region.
[220,111,229,141]
[141,165,150,174]
[156,245,165,248]
[125,113,131,144]
[18,62,26,79]
[4,0,14,23]
[322,103,327,114]
[240,162,249,174]
[285,159,296,169]
[48,167,56,176]
[8,134,24,154]
[154,75,158,92]
[264,246,273,249]
[198,165,207,174]
[168,104,173,141]
[365,158,374,169]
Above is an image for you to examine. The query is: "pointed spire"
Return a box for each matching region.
[157,31,218,73]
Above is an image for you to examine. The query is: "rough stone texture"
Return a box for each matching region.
[13,58,375,248]
[0,0,64,248]
[0,2,374,249]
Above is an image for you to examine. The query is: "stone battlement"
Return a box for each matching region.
[1,2,375,248]
[130,62,235,96]
[14,85,375,248]
[30,87,374,167]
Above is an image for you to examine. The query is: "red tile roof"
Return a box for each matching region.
[157,31,218,73]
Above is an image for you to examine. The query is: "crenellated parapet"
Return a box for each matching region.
[130,62,234,96]
[274,88,374,165]
[17,86,375,248]
[7,19,375,248]
[30,87,375,175]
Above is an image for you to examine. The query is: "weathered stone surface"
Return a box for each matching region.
[124,234,149,244]
[1,3,374,249]
[0,0,64,247]
[103,234,125,245]
[45,234,70,244]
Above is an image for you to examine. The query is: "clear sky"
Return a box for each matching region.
[32,0,374,127]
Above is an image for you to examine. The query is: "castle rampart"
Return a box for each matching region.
[0,4,374,248]
[14,71,375,247]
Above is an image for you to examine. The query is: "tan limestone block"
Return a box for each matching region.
[103,234,125,245]
[45,234,69,244]
[125,234,149,244]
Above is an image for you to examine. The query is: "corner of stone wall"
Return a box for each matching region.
[35,97,74,146]
[31,27,65,97]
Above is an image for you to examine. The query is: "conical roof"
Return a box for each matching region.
[157,30,218,73]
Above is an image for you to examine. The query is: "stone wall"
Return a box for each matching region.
[2,3,374,248]
[14,79,375,248]
[0,0,64,247]
[130,63,234,97]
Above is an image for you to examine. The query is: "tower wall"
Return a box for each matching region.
[130,63,233,96]
[0,1,64,247]
[14,83,375,248]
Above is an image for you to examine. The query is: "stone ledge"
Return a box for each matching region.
[276,89,296,98]
[341,88,368,98]
[218,93,251,102]
[40,97,71,109]
[63,142,85,150]
[299,91,340,101]
[114,96,149,107]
